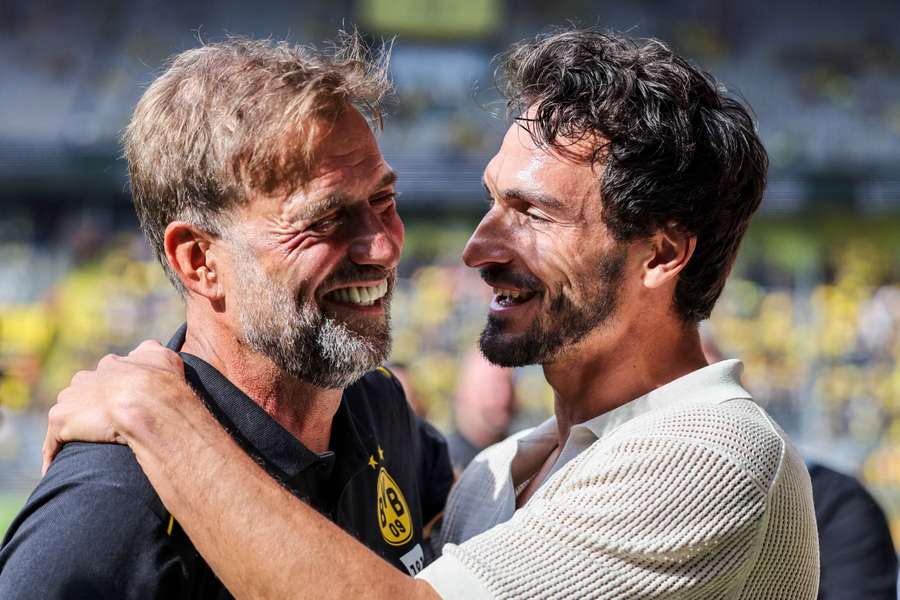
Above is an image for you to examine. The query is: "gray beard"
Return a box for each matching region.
[235,251,391,390]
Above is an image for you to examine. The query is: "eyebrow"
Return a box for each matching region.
[485,181,565,212]
[297,170,398,221]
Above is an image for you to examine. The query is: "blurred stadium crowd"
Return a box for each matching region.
[1,0,900,549]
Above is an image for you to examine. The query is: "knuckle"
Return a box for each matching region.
[99,353,120,366]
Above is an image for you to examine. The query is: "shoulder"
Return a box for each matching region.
[603,398,788,492]
[0,443,178,597]
[346,367,412,419]
[809,463,873,508]
[22,442,167,520]
[345,367,421,443]
[456,427,536,487]
[809,462,893,539]
[809,464,898,591]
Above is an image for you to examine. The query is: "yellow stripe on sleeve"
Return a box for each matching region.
[167,515,174,536]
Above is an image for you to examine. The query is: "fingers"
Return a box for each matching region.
[129,339,164,355]
[40,339,183,476]
[42,402,67,476]
[126,339,184,376]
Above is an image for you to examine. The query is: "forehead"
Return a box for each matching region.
[484,120,600,204]
[304,108,389,193]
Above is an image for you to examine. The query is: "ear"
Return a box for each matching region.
[163,221,223,301]
[642,225,696,289]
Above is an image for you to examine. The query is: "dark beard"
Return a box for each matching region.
[236,251,393,389]
[479,246,626,367]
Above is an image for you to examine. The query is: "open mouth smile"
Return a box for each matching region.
[324,280,389,307]
[491,286,539,309]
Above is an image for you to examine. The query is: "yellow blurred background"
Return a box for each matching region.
[1,0,900,548]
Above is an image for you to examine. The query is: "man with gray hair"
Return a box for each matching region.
[41,28,819,599]
[0,35,453,598]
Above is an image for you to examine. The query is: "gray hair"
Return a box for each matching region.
[124,31,392,294]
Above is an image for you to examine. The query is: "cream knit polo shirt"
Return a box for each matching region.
[417,360,819,599]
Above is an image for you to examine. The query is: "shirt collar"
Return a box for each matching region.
[165,324,361,482]
[516,359,752,481]
[576,359,751,442]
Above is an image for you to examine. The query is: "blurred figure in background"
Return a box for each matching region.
[446,350,516,472]
[807,463,897,600]
[702,328,898,599]
[388,362,427,418]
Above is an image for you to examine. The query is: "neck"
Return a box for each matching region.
[181,305,341,453]
[542,312,707,446]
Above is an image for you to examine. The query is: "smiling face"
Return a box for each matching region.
[222,106,403,388]
[463,119,631,367]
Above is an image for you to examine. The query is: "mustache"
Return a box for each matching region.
[479,265,543,292]
[320,262,394,289]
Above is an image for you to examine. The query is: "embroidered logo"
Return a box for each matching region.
[376,466,413,546]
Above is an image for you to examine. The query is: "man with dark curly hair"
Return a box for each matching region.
[41,29,819,599]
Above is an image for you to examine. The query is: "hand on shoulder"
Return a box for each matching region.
[42,340,188,473]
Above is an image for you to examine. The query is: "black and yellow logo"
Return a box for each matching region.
[376,467,413,546]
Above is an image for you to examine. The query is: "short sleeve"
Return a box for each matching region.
[0,445,186,599]
[419,435,771,599]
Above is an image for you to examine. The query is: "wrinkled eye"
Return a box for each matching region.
[526,207,550,222]
[371,192,399,211]
[309,216,341,233]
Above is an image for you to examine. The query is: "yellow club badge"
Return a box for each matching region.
[376,466,413,546]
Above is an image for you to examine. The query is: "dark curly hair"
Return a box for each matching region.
[497,29,768,323]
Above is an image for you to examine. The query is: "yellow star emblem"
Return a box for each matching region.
[377,446,385,460]
[368,455,378,469]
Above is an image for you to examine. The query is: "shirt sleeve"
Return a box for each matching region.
[0,446,186,599]
[418,434,775,599]
[415,416,454,526]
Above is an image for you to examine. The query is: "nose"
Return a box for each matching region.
[462,208,513,270]
[349,209,403,270]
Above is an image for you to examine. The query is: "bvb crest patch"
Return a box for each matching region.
[376,466,413,546]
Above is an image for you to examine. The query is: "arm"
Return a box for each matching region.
[44,342,440,600]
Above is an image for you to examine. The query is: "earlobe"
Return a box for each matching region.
[642,228,696,289]
[164,222,222,300]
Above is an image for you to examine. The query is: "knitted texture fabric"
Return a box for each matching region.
[431,397,819,599]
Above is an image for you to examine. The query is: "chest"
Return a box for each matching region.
[172,448,428,599]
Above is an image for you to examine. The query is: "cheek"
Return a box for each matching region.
[528,229,583,287]
[268,241,343,293]
[384,210,405,249]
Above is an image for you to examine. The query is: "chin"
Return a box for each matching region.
[478,332,533,368]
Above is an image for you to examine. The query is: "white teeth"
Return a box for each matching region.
[329,280,388,306]
[492,287,522,299]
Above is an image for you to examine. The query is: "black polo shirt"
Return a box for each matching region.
[0,326,453,599]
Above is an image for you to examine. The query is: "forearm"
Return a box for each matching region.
[119,391,438,600]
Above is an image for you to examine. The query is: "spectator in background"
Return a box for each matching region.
[809,463,897,600]
[702,328,898,599]
[446,350,517,472]
[388,362,427,418]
